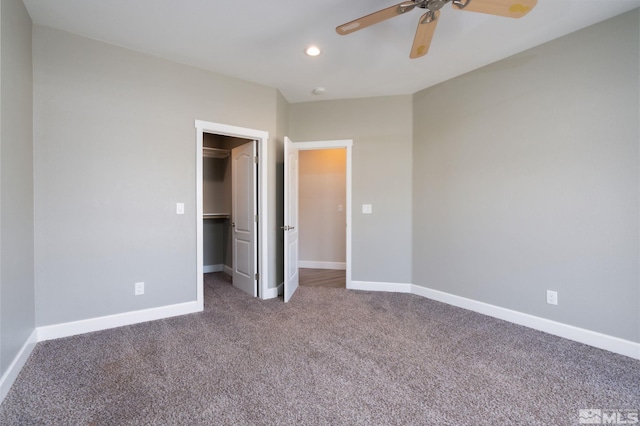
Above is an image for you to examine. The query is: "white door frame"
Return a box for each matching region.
[290,139,353,289]
[195,120,270,310]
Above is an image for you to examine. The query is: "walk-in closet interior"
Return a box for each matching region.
[202,133,253,277]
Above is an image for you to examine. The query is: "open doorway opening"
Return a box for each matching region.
[298,148,347,289]
[202,133,257,296]
[283,138,353,302]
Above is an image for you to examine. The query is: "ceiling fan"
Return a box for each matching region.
[336,0,538,58]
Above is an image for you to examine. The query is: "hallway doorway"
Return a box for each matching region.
[283,139,353,302]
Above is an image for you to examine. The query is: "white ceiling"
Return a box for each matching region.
[23,0,640,103]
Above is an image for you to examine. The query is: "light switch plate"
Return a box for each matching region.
[362,204,372,214]
[176,203,185,215]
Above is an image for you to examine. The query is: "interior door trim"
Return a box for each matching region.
[195,120,270,310]
[288,139,353,290]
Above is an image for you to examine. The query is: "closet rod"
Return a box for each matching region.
[203,213,230,220]
[203,147,230,159]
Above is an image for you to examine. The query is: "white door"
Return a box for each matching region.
[232,141,258,297]
[283,137,299,302]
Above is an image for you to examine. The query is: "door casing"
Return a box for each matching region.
[284,139,353,295]
[195,120,271,310]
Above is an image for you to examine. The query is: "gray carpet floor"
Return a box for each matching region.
[0,273,638,425]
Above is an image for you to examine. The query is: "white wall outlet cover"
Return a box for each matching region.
[135,282,145,295]
[546,290,558,305]
[176,203,185,215]
[362,204,372,214]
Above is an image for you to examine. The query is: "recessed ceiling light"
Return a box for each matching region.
[305,46,321,57]
[312,87,326,95]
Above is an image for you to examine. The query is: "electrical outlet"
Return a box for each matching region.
[176,203,185,215]
[546,290,558,305]
[135,282,145,296]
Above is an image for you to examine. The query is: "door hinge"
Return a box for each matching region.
[254,156,259,164]
[255,273,259,281]
[255,214,259,222]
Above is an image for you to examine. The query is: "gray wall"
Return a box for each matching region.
[299,149,346,264]
[412,10,639,342]
[203,220,229,267]
[33,25,282,326]
[1,0,35,373]
[289,96,413,283]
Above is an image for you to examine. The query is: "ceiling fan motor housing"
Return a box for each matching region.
[421,0,449,11]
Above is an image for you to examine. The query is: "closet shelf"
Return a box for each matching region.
[203,147,230,159]
[203,213,230,220]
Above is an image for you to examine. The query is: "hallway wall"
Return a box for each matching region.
[298,149,347,268]
[289,96,413,284]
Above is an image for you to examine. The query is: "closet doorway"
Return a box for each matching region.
[202,133,256,297]
[195,120,270,310]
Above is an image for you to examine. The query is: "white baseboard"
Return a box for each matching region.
[349,280,412,293]
[0,329,37,404]
[410,284,640,360]
[37,301,201,342]
[224,265,233,276]
[0,301,201,404]
[351,280,640,360]
[299,260,346,270]
[203,264,225,273]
